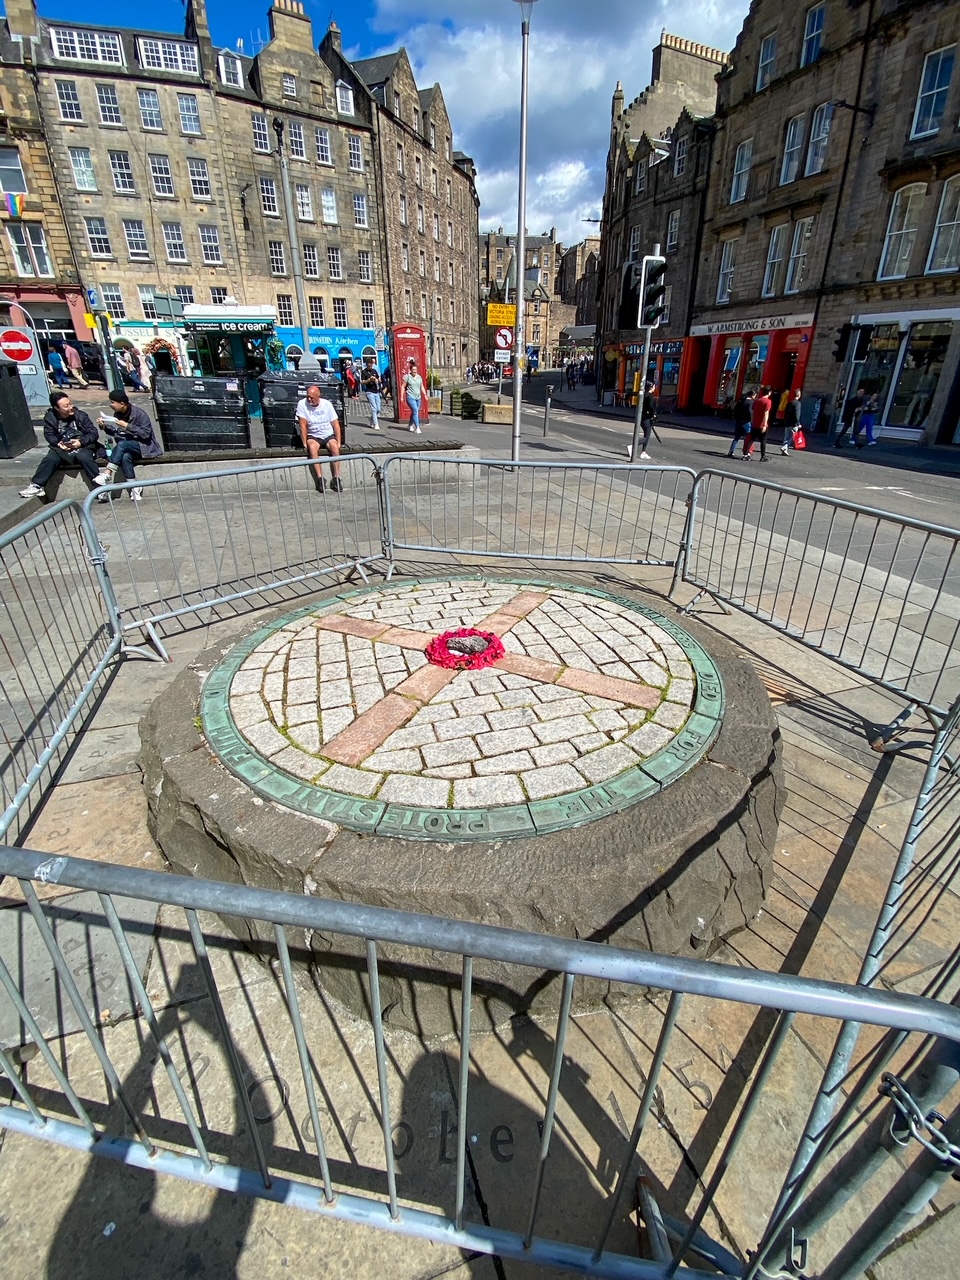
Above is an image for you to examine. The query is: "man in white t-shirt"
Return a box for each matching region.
[296,384,343,492]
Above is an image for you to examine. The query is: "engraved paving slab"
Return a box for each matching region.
[201,578,725,841]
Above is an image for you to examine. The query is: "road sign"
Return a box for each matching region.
[86,287,100,309]
[494,349,511,364]
[494,326,513,350]
[487,303,517,327]
[0,329,34,362]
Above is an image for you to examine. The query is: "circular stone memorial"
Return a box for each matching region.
[141,577,783,1032]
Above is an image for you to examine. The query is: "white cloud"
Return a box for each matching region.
[351,0,750,247]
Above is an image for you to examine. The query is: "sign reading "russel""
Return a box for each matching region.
[689,312,815,337]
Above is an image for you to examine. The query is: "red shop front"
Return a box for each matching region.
[687,311,815,410]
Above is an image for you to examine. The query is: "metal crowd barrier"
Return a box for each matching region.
[679,471,960,717]
[381,456,696,569]
[1,845,959,1279]
[0,502,119,843]
[81,454,387,661]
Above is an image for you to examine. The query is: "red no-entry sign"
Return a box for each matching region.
[0,328,34,362]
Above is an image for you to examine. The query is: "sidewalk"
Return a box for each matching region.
[0,542,957,1276]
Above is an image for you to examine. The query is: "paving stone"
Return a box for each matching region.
[322,764,384,796]
[452,694,501,715]
[394,664,456,702]
[287,657,316,680]
[571,732,609,752]
[425,763,473,779]
[422,737,482,767]
[653,702,689,729]
[230,692,266,727]
[667,679,695,705]
[285,703,318,727]
[316,614,387,638]
[591,709,628,731]
[531,714,595,744]
[474,750,536,775]
[286,677,317,705]
[364,747,423,773]
[626,722,675,756]
[521,763,587,799]
[242,719,291,758]
[382,722,440,749]
[354,682,385,714]
[532,741,579,766]
[377,774,450,807]
[557,667,660,709]
[323,693,419,766]
[435,714,490,741]
[319,707,353,741]
[495,652,563,683]
[230,670,263,695]
[496,688,540,709]
[576,742,640,783]
[272,747,326,780]
[475,726,539,756]
[322,662,349,681]
[488,706,538,730]
[290,721,322,753]
[379,626,433,650]
[534,695,593,721]
[453,774,526,807]
[319,679,354,709]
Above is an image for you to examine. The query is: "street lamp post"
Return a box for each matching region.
[511,0,537,464]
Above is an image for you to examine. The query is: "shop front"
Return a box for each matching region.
[275,326,384,377]
[845,310,958,444]
[182,306,276,415]
[603,338,686,407]
[689,311,815,410]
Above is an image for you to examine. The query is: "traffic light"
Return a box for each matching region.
[832,323,853,362]
[639,256,667,328]
[852,325,874,362]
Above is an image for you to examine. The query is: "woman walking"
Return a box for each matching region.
[728,392,753,457]
[403,359,425,434]
[93,390,163,501]
[781,388,802,455]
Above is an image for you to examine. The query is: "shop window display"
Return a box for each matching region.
[886,322,952,428]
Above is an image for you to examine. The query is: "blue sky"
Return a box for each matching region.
[28,0,751,247]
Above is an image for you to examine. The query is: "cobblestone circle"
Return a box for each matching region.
[200,578,725,840]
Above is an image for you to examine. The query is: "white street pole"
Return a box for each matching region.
[511,0,536,464]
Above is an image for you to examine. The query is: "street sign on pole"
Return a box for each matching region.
[494,349,511,364]
[495,326,513,350]
[0,329,34,362]
[487,303,517,327]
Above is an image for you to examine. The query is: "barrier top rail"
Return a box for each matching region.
[0,498,83,548]
[3,845,959,1046]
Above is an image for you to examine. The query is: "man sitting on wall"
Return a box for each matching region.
[296,383,343,494]
[19,392,100,500]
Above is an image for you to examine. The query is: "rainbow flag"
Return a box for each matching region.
[4,194,25,218]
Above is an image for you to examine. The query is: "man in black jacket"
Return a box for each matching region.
[19,392,100,499]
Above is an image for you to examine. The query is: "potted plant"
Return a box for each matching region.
[449,383,463,416]
[426,371,443,414]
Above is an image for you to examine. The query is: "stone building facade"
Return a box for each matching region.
[0,0,479,381]
[557,236,601,326]
[690,0,960,445]
[479,227,575,366]
[349,43,480,376]
[596,33,728,402]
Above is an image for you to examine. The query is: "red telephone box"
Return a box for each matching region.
[390,325,429,425]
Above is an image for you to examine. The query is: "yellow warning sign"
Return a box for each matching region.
[487,303,517,327]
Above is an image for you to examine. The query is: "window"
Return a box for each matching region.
[96,85,122,125]
[6,224,53,277]
[394,90,402,117]
[55,80,83,120]
[348,135,363,171]
[445,135,451,160]
[295,183,313,220]
[762,224,787,296]
[174,284,194,307]
[123,219,149,258]
[635,162,646,195]
[333,297,348,328]
[661,285,672,325]
[288,122,305,159]
[414,106,421,133]
[321,189,337,224]
[353,193,368,227]
[396,143,405,175]
[666,209,680,252]
[137,88,162,130]
[927,176,960,273]
[69,147,97,191]
[447,221,454,247]
[210,287,228,305]
[85,216,112,257]
[912,46,956,138]
[137,39,198,74]
[138,285,157,320]
[730,139,753,203]
[336,82,354,115]
[0,149,26,197]
[199,225,222,264]
[433,212,440,240]
[401,243,409,271]
[399,194,407,224]
[628,224,641,260]
[358,249,372,282]
[269,240,286,274]
[404,289,412,316]
[282,73,297,98]
[674,137,688,177]
[51,28,122,64]
[431,167,438,196]
[149,154,174,197]
[108,150,135,193]
[434,255,441,282]
[420,293,427,319]
[430,122,436,149]
[177,94,201,135]
[801,4,825,67]
[259,177,279,216]
[253,113,270,152]
[315,128,331,164]
[805,103,833,175]
[328,246,342,279]
[417,203,425,233]
[101,284,124,316]
[219,54,242,87]
[532,324,541,344]
[717,238,737,303]
[303,243,319,277]
[784,217,814,292]
[757,34,777,90]
[878,184,925,279]
[162,222,186,261]
[188,158,210,199]
[415,156,422,186]
[361,299,375,328]
[446,178,452,205]
[419,248,426,276]
[276,294,294,325]
[308,296,324,326]
[780,115,806,185]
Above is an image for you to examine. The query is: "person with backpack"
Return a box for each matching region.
[728,391,753,458]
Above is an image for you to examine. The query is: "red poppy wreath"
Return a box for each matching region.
[425,627,505,671]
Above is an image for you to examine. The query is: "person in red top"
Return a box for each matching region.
[744,385,773,461]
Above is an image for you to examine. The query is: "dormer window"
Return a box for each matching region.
[51,27,122,64]
[337,82,355,115]
[283,73,297,98]
[137,38,199,74]
[219,53,242,87]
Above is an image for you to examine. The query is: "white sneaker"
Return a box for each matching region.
[19,483,44,498]
[371,424,380,430]
[93,471,111,486]
[640,451,651,459]
[129,487,143,502]
[414,426,422,434]
[780,448,789,455]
